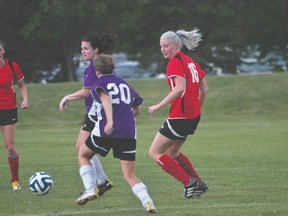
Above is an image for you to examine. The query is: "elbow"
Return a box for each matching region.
[177,88,185,96]
[133,106,141,117]
[203,86,208,95]
[200,84,208,96]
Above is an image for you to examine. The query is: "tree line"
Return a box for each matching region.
[1,0,287,82]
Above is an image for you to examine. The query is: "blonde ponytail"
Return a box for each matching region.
[176,28,202,50]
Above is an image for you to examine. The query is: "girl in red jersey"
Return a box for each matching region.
[148,29,209,199]
[0,40,28,190]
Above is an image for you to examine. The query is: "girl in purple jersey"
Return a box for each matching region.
[76,54,156,214]
[59,33,117,195]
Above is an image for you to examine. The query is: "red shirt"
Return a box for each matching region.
[0,59,24,110]
[166,52,205,119]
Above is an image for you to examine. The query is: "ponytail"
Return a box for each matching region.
[176,28,202,50]
[161,28,202,50]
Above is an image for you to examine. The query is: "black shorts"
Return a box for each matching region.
[0,108,18,126]
[81,114,97,132]
[85,135,136,161]
[159,115,201,141]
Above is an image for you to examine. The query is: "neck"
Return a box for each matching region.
[0,58,5,67]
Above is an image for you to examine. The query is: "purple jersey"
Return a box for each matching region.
[83,61,98,113]
[90,74,144,139]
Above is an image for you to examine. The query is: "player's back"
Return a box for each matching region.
[92,74,143,139]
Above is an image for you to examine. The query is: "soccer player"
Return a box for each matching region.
[148,29,209,198]
[76,54,156,213]
[0,40,29,190]
[59,33,117,195]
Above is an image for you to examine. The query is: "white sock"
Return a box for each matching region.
[90,155,107,185]
[79,165,96,192]
[132,182,153,207]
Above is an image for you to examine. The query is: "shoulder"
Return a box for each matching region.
[102,74,122,83]
[169,52,186,67]
[86,62,96,75]
[6,59,20,68]
[167,53,186,76]
[6,59,23,78]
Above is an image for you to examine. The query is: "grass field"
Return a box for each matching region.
[0,73,287,216]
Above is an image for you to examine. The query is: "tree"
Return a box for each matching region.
[0,0,40,80]
[114,0,288,74]
[1,0,287,81]
[22,0,151,81]
[22,0,110,81]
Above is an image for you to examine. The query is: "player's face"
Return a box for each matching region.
[160,39,179,59]
[0,45,4,60]
[81,41,98,61]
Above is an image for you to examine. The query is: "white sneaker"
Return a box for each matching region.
[76,189,98,205]
[144,201,157,213]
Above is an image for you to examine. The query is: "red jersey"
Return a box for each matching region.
[166,52,206,119]
[0,59,24,110]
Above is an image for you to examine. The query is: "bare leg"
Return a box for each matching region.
[120,160,156,213]
[1,125,20,186]
[76,145,98,205]
[149,132,190,186]
[76,129,107,184]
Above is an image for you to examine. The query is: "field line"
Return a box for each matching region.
[17,202,283,216]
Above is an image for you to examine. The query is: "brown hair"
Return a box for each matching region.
[81,32,118,54]
[94,54,115,75]
[0,40,6,48]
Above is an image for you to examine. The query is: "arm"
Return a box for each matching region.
[199,77,208,108]
[98,90,113,135]
[17,79,28,109]
[59,88,90,112]
[132,105,141,117]
[148,76,186,114]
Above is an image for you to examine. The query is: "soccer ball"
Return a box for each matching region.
[29,171,53,195]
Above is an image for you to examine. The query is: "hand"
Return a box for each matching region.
[21,100,28,109]
[148,104,159,114]
[59,98,69,112]
[104,121,113,135]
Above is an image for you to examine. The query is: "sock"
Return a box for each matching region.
[8,152,19,182]
[175,152,201,181]
[90,155,107,185]
[132,182,153,207]
[157,154,190,186]
[79,165,96,192]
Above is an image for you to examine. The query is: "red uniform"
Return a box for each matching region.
[166,52,206,119]
[0,59,24,110]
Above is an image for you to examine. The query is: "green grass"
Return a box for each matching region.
[0,73,287,216]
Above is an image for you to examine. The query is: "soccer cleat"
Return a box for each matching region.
[193,181,208,197]
[184,177,199,199]
[144,201,157,214]
[98,179,113,196]
[76,189,98,205]
[12,181,21,190]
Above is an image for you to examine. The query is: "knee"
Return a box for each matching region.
[123,171,132,180]
[7,149,18,158]
[76,140,85,152]
[78,147,87,160]
[149,148,159,162]
[148,148,154,160]
[76,145,80,152]
[122,173,139,187]
[7,146,16,154]
[122,172,132,184]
